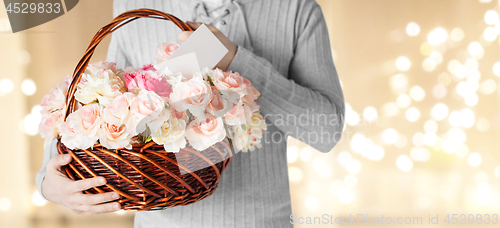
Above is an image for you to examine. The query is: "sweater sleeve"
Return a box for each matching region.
[35,139,59,199]
[227,3,345,153]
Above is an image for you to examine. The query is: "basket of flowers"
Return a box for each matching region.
[38,9,266,211]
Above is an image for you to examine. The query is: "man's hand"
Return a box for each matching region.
[178,21,238,71]
[41,154,121,214]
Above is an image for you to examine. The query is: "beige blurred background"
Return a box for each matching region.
[1,0,500,227]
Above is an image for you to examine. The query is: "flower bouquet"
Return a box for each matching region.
[38,9,266,210]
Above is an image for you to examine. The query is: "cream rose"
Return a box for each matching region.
[185,113,226,151]
[231,113,267,152]
[151,117,187,153]
[60,103,102,149]
[231,124,250,152]
[75,69,125,106]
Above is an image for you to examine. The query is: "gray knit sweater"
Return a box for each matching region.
[36,0,345,227]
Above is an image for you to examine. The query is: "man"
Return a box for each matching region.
[37,0,345,227]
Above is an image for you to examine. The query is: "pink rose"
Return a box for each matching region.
[206,86,236,118]
[86,61,119,75]
[38,110,64,140]
[40,86,66,116]
[102,92,135,126]
[242,77,260,101]
[99,122,133,149]
[211,69,247,97]
[60,103,102,149]
[171,108,189,123]
[242,95,260,113]
[154,42,180,68]
[185,113,226,151]
[126,90,166,135]
[224,104,246,126]
[124,71,172,97]
[169,76,212,120]
[141,64,156,71]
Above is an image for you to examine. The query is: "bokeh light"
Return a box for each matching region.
[382,128,398,144]
[396,155,414,172]
[287,146,300,163]
[484,10,499,25]
[427,28,448,45]
[395,56,412,71]
[483,26,498,41]
[431,103,449,121]
[397,94,411,108]
[363,106,378,122]
[405,107,420,122]
[0,198,11,211]
[300,147,313,162]
[450,27,465,41]
[406,22,421,36]
[391,73,409,94]
[31,190,47,207]
[468,152,482,167]
[382,102,400,117]
[493,61,500,76]
[432,84,447,99]
[21,79,36,96]
[0,78,14,96]
[409,85,426,101]
[467,41,484,59]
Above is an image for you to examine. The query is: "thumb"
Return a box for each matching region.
[48,154,72,172]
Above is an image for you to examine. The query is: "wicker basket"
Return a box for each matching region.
[57,9,233,211]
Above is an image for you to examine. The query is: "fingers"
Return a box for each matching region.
[47,154,72,172]
[80,192,120,205]
[177,31,194,42]
[186,21,202,29]
[179,21,221,42]
[72,177,107,192]
[75,202,121,214]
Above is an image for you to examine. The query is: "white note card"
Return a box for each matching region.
[160,52,200,79]
[168,24,228,70]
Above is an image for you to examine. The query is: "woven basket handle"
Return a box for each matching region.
[64,9,193,119]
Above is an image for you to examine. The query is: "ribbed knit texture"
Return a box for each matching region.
[36,0,345,227]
